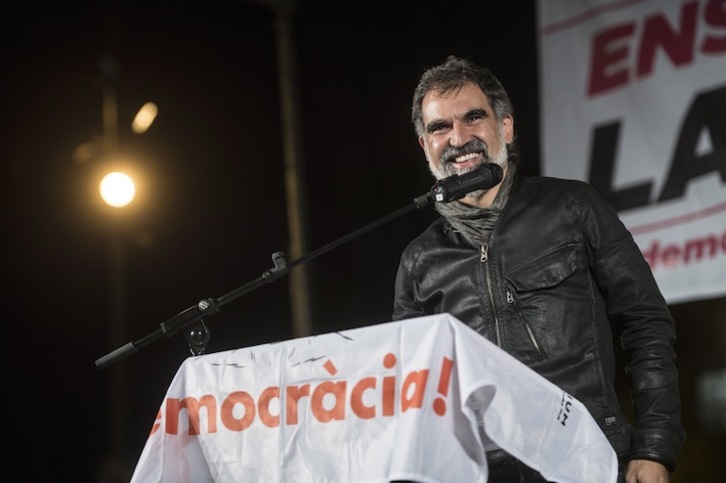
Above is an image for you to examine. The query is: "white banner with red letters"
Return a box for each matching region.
[537,0,726,304]
[130,314,617,483]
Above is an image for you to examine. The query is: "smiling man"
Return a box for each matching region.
[393,56,685,482]
[419,82,512,209]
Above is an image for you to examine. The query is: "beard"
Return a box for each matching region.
[427,129,509,200]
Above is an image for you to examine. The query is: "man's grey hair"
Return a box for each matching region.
[411,56,514,137]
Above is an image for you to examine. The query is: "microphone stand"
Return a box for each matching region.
[94,191,434,370]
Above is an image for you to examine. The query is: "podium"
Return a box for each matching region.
[130,314,617,482]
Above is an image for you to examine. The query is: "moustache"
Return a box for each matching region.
[440,139,490,165]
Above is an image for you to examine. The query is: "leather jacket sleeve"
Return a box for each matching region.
[579,184,685,470]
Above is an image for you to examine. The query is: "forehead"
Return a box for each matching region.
[421,83,493,121]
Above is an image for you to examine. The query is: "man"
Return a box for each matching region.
[392,56,685,482]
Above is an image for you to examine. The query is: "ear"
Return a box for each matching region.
[502,115,514,144]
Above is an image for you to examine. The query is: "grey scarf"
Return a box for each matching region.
[434,163,517,247]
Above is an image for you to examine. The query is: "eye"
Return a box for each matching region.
[427,122,449,134]
[465,109,488,123]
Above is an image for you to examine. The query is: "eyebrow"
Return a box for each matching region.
[466,108,489,119]
[425,108,491,134]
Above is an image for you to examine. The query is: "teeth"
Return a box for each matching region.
[454,152,479,163]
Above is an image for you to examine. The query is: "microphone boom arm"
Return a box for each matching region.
[94,163,503,370]
[95,192,433,370]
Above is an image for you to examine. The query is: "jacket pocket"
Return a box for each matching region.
[507,243,579,292]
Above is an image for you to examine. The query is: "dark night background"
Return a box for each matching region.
[1,0,724,481]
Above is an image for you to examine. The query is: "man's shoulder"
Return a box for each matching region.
[513,175,621,228]
[410,216,450,244]
[399,217,452,259]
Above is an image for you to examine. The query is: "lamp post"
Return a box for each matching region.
[251,0,312,338]
[275,0,313,339]
[94,54,153,482]
[102,171,135,480]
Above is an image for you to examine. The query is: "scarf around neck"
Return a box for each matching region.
[434,163,517,247]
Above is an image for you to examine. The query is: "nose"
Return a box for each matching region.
[448,121,473,148]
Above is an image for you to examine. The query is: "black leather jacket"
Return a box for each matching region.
[393,174,685,470]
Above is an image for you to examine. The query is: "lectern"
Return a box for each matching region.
[130,314,617,483]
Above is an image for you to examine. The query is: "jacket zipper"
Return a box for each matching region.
[506,287,545,358]
[481,243,502,347]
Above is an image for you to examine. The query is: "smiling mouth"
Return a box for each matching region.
[451,152,482,165]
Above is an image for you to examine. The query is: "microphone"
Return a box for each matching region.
[431,163,504,202]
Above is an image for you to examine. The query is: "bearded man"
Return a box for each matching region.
[392,56,685,483]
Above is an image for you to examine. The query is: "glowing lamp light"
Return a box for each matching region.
[100,172,136,208]
[131,102,158,134]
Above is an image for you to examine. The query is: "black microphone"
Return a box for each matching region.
[430,163,504,202]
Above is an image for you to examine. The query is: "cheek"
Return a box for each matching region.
[484,134,502,153]
[425,139,445,160]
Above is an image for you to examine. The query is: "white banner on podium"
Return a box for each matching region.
[131,314,617,483]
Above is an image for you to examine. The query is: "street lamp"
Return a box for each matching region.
[100,171,136,208]
[93,56,155,481]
